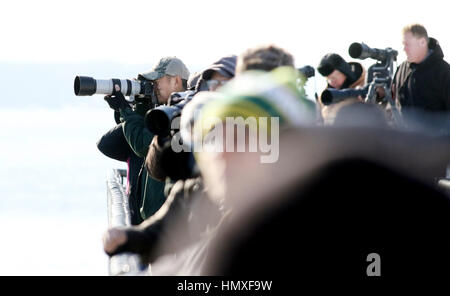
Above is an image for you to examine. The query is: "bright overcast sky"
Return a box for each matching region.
[1,0,449,68]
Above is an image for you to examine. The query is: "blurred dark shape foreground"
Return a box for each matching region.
[146,127,450,278]
[204,157,450,278]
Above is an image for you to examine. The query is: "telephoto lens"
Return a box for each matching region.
[321,88,367,105]
[145,100,191,137]
[74,76,141,96]
[348,42,397,62]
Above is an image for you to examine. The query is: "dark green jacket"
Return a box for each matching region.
[120,108,166,220]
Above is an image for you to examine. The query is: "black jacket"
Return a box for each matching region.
[97,123,144,225]
[106,178,222,264]
[97,123,132,162]
[393,37,450,113]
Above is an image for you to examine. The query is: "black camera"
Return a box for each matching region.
[349,42,398,62]
[298,65,315,79]
[146,90,200,181]
[160,148,200,181]
[145,90,196,137]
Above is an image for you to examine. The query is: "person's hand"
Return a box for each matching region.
[354,85,365,102]
[375,86,386,100]
[103,228,128,255]
[104,85,130,112]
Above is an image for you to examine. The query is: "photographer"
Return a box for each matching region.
[145,55,237,183]
[104,56,190,221]
[102,55,238,263]
[392,24,450,134]
[97,94,154,226]
[317,53,366,125]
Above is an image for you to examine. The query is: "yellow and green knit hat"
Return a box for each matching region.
[195,66,315,140]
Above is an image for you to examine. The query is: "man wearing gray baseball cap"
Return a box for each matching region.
[138,56,190,104]
[104,56,190,223]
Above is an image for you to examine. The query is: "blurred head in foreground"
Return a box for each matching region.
[185,66,315,206]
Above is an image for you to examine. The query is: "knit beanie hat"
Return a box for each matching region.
[318,53,356,81]
[195,55,238,92]
[202,55,237,80]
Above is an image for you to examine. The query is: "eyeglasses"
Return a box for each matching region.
[206,79,228,90]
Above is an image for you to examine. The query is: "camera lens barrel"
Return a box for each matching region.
[349,42,378,60]
[321,88,367,105]
[349,42,397,62]
[74,76,141,96]
[145,107,172,137]
[74,76,96,95]
[145,105,185,137]
[349,42,365,59]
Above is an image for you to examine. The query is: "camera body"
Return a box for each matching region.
[298,65,315,79]
[146,90,199,181]
[145,90,196,137]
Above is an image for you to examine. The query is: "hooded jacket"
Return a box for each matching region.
[393,37,450,113]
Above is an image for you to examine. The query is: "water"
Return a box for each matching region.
[0,105,126,275]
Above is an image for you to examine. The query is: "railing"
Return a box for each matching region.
[438,165,450,192]
[106,169,146,275]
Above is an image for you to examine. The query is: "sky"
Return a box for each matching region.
[1,0,448,69]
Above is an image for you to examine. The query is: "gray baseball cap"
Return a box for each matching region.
[140,56,190,81]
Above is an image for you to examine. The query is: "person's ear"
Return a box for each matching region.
[174,75,181,86]
[420,37,427,48]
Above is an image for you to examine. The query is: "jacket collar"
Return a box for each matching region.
[409,37,444,70]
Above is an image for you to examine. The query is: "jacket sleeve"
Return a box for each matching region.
[106,221,163,258]
[106,180,187,260]
[96,123,132,162]
[444,67,450,110]
[120,108,155,159]
[107,179,221,261]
